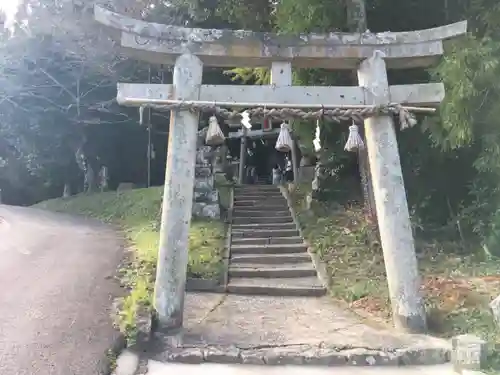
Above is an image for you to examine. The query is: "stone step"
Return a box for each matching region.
[233,204,289,212]
[227,277,326,297]
[234,195,287,202]
[122,360,456,372]
[231,223,296,231]
[232,229,299,238]
[230,243,308,255]
[234,200,288,208]
[231,252,311,264]
[236,186,282,192]
[235,186,280,192]
[234,201,288,208]
[231,236,304,245]
[232,216,293,225]
[233,210,290,218]
[235,192,283,199]
[229,263,317,278]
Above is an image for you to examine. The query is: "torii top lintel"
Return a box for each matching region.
[94,6,467,70]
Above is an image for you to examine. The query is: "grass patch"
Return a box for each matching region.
[35,187,225,341]
[290,183,500,372]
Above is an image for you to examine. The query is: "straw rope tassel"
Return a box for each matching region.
[344,123,365,152]
[275,122,294,153]
[139,105,145,125]
[240,110,252,129]
[313,120,321,152]
[205,115,225,146]
[398,106,418,130]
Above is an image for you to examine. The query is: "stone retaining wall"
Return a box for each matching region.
[150,343,450,367]
[192,142,221,219]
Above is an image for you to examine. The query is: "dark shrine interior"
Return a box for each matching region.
[225,119,297,184]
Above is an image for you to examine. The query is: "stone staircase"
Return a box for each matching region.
[227,184,326,297]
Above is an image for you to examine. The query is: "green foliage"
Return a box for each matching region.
[429,27,500,253]
[432,36,500,150]
[212,0,500,261]
[226,67,270,84]
[291,183,500,364]
[3,0,500,360]
[0,0,170,204]
[274,0,345,34]
[292,184,386,305]
[214,0,273,30]
[2,0,500,264]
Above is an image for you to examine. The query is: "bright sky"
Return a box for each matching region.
[0,0,21,31]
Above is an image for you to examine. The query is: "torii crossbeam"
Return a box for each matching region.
[95,6,466,70]
[94,5,467,334]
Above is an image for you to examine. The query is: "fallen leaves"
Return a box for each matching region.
[422,276,477,312]
[351,296,389,317]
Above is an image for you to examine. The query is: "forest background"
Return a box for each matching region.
[1,0,500,255]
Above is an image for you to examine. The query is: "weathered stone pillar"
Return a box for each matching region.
[238,128,247,184]
[290,138,299,183]
[357,50,427,333]
[451,334,487,373]
[154,53,203,331]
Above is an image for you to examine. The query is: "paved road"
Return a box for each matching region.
[0,204,124,375]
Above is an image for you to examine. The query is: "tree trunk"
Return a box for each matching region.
[63,183,71,198]
[346,0,377,223]
[85,163,95,193]
[346,0,367,32]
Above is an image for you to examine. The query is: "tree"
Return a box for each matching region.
[3,0,500,258]
[0,0,146,203]
[152,0,500,255]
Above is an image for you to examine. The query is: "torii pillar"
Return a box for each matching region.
[94,5,467,333]
[153,53,203,330]
[359,51,425,331]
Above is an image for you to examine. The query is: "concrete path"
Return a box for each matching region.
[179,293,441,349]
[0,204,124,375]
[146,361,458,375]
[135,293,450,368]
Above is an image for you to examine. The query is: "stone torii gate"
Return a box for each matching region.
[94,6,466,334]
